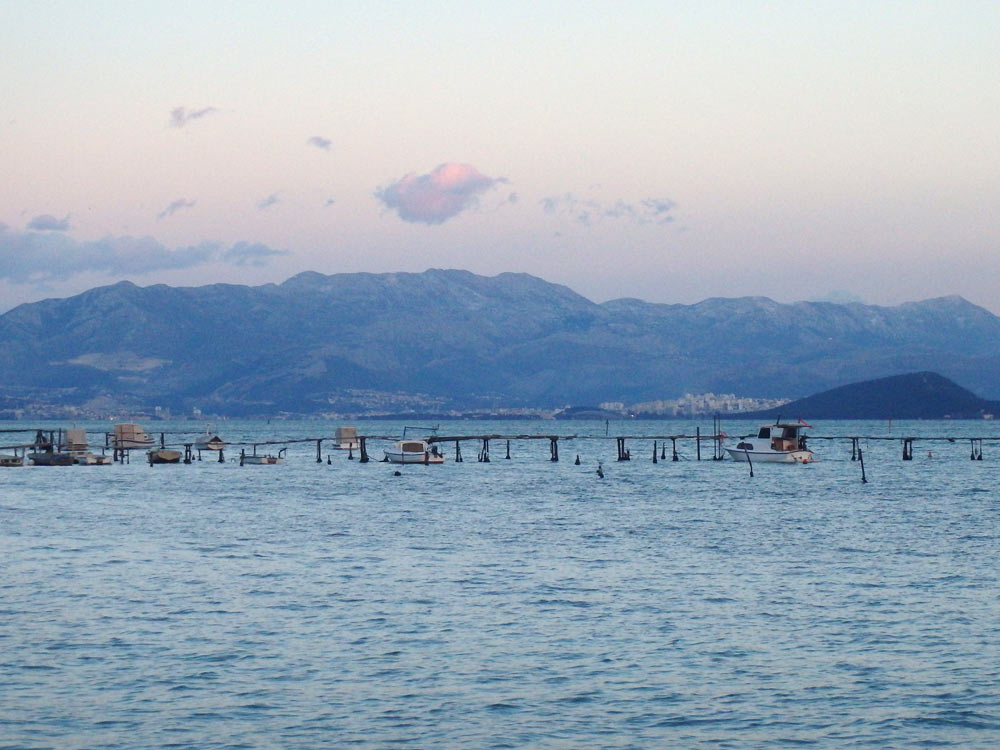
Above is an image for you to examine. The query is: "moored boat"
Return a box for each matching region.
[113,423,155,449]
[384,440,445,464]
[73,452,113,465]
[195,428,225,451]
[0,453,24,467]
[28,451,74,466]
[241,453,283,465]
[147,448,182,464]
[333,426,359,450]
[726,422,817,463]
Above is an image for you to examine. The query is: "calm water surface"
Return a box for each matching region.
[2,419,999,748]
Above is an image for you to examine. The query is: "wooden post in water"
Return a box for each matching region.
[479,438,490,462]
[183,444,192,464]
[859,447,868,483]
[316,439,323,463]
[902,438,913,460]
[652,441,657,464]
[671,437,679,462]
[454,440,463,462]
[696,427,701,461]
[359,436,369,463]
[549,437,558,462]
[506,440,511,459]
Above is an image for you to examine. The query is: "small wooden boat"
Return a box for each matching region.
[147,448,182,464]
[0,453,24,467]
[195,428,225,451]
[28,451,74,466]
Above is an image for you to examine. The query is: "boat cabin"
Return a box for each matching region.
[399,441,428,454]
[334,426,359,450]
[756,424,806,452]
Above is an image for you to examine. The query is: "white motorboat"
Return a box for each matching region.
[726,422,816,463]
[384,440,445,464]
[242,454,283,465]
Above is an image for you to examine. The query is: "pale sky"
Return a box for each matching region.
[2,1,999,312]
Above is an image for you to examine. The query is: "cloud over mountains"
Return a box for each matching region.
[375,163,506,224]
[27,214,71,231]
[0,224,288,283]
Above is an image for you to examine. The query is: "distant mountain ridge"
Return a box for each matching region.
[2,269,1000,415]
[734,371,1000,420]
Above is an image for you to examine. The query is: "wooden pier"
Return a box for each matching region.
[4,425,1000,480]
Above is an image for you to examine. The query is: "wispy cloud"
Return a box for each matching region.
[222,241,291,266]
[307,135,332,150]
[541,193,676,226]
[169,106,219,128]
[27,214,71,231]
[257,193,280,210]
[375,163,507,224]
[157,199,196,220]
[0,224,288,283]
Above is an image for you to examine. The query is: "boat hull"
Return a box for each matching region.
[73,452,112,465]
[726,448,815,463]
[242,455,282,465]
[28,452,74,466]
[384,451,445,464]
[147,449,182,464]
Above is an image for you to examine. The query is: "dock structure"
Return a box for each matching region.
[4,426,1000,480]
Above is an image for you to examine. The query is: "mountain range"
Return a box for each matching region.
[2,269,1000,415]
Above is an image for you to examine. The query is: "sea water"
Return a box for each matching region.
[2,419,998,748]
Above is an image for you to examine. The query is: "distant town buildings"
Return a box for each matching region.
[629,392,790,416]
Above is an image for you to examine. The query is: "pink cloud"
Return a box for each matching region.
[375,163,506,224]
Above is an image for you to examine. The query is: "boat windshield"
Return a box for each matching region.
[757,427,771,439]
